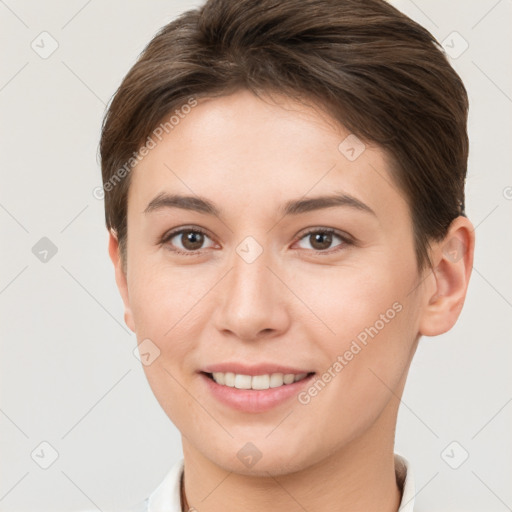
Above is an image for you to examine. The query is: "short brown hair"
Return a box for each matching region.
[99,0,469,274]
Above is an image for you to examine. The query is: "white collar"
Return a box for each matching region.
[142,453,415,511]
[395,453,416,512]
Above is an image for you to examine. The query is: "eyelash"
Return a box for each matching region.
[160,226,353,256]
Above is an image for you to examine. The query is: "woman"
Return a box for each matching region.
[98,0,474,510]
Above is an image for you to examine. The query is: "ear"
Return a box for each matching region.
[419,216,475,336]
[108,230,136,333]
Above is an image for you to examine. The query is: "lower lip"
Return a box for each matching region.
[199,372,315,413]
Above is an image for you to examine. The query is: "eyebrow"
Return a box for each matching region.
[143,191,376,217]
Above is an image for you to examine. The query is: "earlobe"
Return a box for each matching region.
[108,230,136,333]
[418,217,475,337]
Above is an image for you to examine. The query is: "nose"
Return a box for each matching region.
[212,243,291,342]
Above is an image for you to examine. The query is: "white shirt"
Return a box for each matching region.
[107,453,415,512]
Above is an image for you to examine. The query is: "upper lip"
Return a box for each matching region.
[201,363,314,376]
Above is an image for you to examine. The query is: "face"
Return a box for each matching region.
[111,89,436,475]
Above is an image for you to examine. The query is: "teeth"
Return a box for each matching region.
[211,372,309,390]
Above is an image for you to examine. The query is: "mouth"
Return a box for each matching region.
[201,371,315,390]
[200,370,316,413]
[198,363,317,413]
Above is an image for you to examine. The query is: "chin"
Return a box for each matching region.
[200,436,319,477]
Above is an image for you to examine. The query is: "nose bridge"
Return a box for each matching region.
[214,234,289,339]
[229,235,275,307]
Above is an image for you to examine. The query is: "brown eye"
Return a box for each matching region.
[180,231,204,250]
[162,228,215,254]
[295,228,350,253]
[308,231,333,251]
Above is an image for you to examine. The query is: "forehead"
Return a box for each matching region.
[128,89,408,222]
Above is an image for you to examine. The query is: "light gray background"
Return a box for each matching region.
[1,1,511,511]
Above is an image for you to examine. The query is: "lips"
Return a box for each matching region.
[200,370,316,413]
[197,362,316,412]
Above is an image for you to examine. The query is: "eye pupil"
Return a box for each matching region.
[310,232,332,250]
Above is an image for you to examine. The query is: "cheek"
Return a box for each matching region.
[293,259,411,346]
[128,263,214,411]
[293,259,417,402]
[128,265,202,414]
[295,257,417,417]
[141,359,203,440]
[128,259,213,337]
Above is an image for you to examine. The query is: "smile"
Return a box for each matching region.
[206,371,312,390]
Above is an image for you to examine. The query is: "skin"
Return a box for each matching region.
[108,89,475,511]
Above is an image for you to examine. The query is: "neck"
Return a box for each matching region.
[180,401,403,512]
